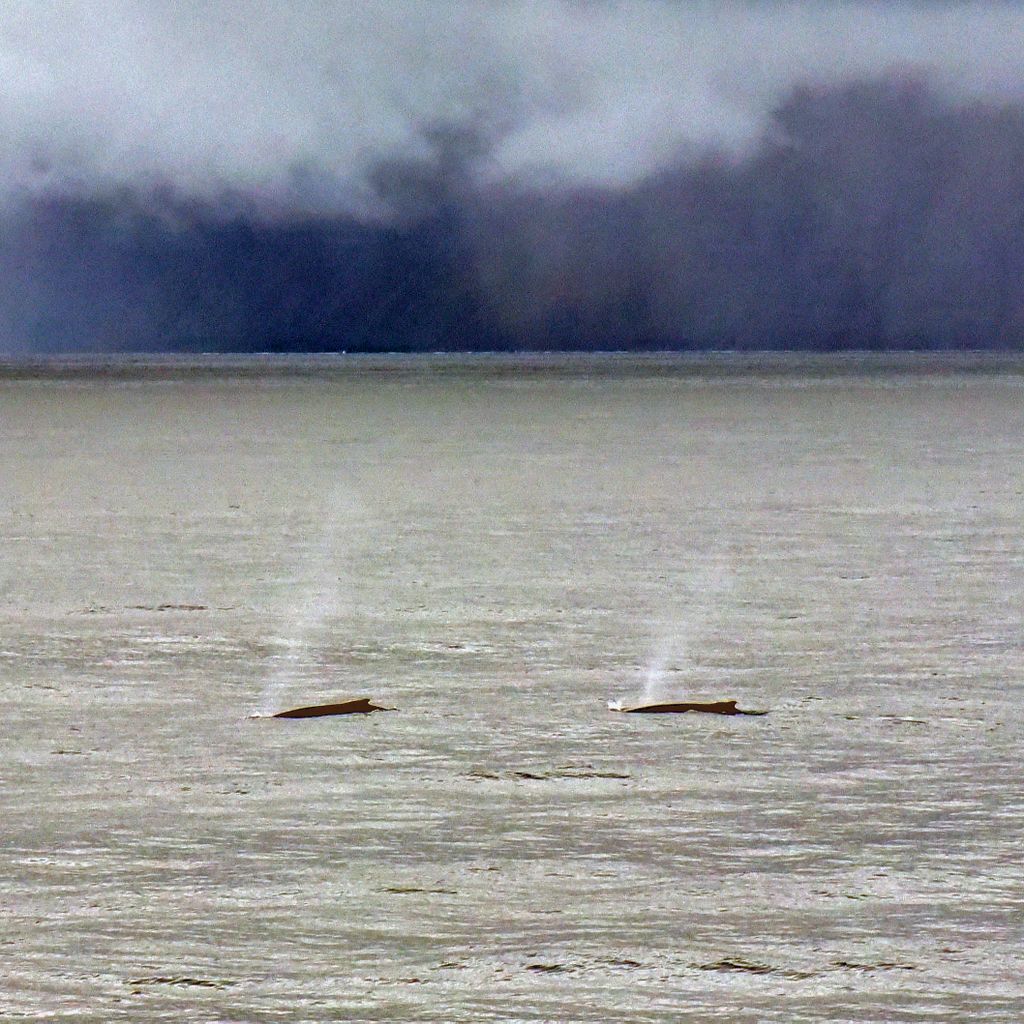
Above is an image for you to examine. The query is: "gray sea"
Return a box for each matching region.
[1,354,1022,1022]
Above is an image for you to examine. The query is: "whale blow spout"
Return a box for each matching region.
[271,697,395,719]
[609,699,766,716]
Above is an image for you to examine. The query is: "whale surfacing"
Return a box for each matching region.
[610,699,766,716]
[272,697,394,719]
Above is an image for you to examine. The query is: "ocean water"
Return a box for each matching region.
[1,356,1022,1022]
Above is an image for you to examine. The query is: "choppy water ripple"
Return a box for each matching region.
[1,362,1023,1021]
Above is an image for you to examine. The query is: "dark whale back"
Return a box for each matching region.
[617,700,765,716]
[272,698,392,718]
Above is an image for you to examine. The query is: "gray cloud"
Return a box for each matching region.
[2,1,1024,213]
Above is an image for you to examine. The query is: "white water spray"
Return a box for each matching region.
[252,481,361,717]
[631,561,736,707]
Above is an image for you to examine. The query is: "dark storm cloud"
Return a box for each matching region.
[4,2,1024,352]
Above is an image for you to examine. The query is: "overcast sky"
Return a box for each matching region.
[2,1,1024,214]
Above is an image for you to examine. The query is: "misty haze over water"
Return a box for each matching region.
[4,2,1024,352]
[3,3,1024,1017]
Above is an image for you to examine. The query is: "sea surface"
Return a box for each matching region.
[1,354,1022,1022]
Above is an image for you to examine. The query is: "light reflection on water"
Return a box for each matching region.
[1,358,1022,1022]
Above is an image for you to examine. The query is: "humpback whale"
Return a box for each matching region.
[271,697,395,718]
[609,699,766,716]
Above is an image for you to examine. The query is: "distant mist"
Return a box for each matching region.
[3,2,1024,351]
